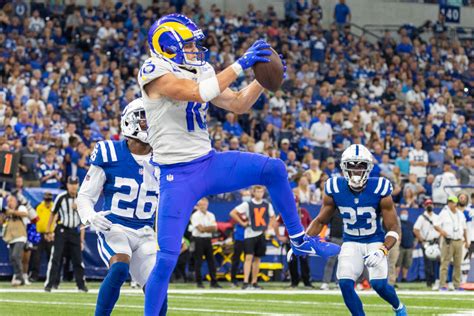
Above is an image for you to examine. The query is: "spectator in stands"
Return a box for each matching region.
[30,192,54,282]
[230,186,275,290]
[428,142,444,176]
[306,159,322,185]
[310,113,333,162]
[320,211,343,291]
[324,157,341,178]
[396,210,415,283]
[223,112,243,137]
[432,161,459,207]
[333,0,351,26]
[279,138,291,162]
[39,151,62,189]
[395,148,410,178]
[456,155,473,185]
[435,196,469,291]
[190,198,221,289]
[19,135,41,187]
[409,140,428,185]
[293,176,317,204]
[275,194,313,289]
[413,199,440,289]
[379,153,395,182]
[3,195,28,286]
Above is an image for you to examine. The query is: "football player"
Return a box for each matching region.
[138,14,340,315]
[304,144,407,316]
[77,99,166,316]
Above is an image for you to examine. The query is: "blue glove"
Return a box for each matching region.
[288,235,341,262]
[237,39,272,70]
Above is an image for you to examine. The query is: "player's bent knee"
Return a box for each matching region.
[109,262,130,286]
[339,278,356,291]
[261,158,287,184]
[369,279,387,292]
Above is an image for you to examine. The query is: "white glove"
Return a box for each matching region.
[86,211,113,232]
[363,248,387,268]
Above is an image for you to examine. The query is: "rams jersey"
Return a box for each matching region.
[325,177,393,243]
[90,140,159,229]
[137,55,215,165]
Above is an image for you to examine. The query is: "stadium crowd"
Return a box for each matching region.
[0,0,473,288]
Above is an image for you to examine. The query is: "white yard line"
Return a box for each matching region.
[163,295,473,312]
[0,288,472,296]
[0,299,302,316]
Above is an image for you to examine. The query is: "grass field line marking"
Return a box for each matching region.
[0,288,473,297]
[0,299,302,316]
[164,294,474,312]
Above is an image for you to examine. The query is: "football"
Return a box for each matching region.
[252,47,284,92]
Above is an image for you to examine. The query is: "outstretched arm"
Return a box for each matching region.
[144,40,271,104]
[211,80,264,114]
[144,66,240,104]
[306,194,337,237]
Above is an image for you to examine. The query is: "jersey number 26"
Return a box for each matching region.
[111,177,157,219]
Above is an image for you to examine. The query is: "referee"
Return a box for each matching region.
[44,177,88,292]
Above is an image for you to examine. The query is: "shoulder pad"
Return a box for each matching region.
[371,177,393,198]
[90,140,120,167]
[138,56,177,88]
[325,177,342,196]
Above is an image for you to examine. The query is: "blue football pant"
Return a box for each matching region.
[144,151,304,315]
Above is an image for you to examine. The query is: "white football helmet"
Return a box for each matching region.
[340,144,374,190]
[121,98,148,143]
[424,243,441,260]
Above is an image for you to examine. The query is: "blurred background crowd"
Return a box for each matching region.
[0,0,473,289]
[0,0,472,207]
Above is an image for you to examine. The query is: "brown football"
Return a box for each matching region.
[252,48,284,92]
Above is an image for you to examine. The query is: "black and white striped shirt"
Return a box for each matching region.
[52,192,81,229]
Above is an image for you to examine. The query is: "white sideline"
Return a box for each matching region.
[0,299,302,316]
[0,288,473,296]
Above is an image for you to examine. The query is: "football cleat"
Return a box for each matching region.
[288,235,341,262]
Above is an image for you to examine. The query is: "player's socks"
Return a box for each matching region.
[144,251,178,316]
[95,262,129,316]
[370,279,401,309]
[261,158,304,236]
[339,279,365,316]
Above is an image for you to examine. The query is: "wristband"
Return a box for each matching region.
[231,62,243,76]
[385,231,399,242]
[380,245,389,256]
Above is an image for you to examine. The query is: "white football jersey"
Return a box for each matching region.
[138,56,215,164]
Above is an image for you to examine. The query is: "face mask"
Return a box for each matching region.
[400,214,408,221]
[426,206,433,213]
[242,196,251,202]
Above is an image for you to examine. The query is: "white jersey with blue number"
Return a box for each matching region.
[325,177,393,243]
[88,140,159,229]
[137,55,215,165]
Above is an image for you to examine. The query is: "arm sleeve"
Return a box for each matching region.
[77,164,106,224]
[51,193,63,215]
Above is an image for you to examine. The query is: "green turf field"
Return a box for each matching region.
[0,282,472,315]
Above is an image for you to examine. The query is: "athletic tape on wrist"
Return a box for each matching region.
[231,62,243,76]
[198,76,220,102]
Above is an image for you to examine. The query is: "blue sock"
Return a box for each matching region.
[370,279,401,309]
[95,262,129,316]
[339,279,365,316]
[261,158,304,237]
[144,251,179,316]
